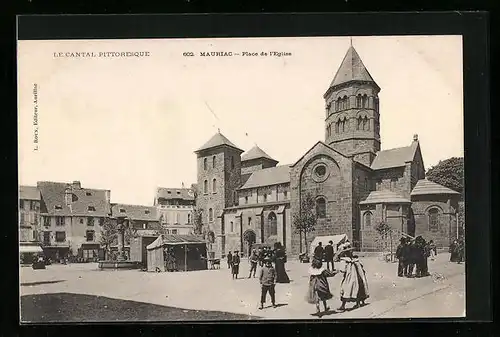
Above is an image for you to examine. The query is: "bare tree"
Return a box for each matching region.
[293,192,316,254]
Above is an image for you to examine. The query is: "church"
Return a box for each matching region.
[194,46,461,257]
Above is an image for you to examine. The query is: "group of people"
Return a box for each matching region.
[307,241,369,316]
[395,236,433,278]
[449,238,465,263]
[312,241,336,271]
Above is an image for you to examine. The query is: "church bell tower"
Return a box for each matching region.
[324,45,381,167]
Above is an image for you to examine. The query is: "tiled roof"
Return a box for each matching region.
[410,179,460,196]
[329,46,377,89]
[239,165,291,190]
[111,203,158,221]
[359,190,411,205]
[156,187,195,201]
[241,145,277,163]
[37,181,111,217]
[146,234,206,250]
[19,185,40,200]
[196,132,243,153]
[370,141,418,170]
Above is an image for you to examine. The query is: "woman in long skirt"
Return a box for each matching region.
[274,243,290,283]
[336,243,369,311]
[306,258,336,315]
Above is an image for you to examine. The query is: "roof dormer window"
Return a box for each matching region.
[119,208,126,213]
[167,191,172,194]
[145,210,150,214]
[86,192,92,196]
[177,191,181,194]
[88,206,96,212]
[54,205,62,210]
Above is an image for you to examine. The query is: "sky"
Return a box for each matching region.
[18,35,464,205]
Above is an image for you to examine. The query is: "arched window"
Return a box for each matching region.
[203,158,207,170]
[364,211,372,228]
[428,208,440,231]
[337,97,342,111]
[245,196,248,204]
[268,212,277,236]
[212,178,217,193]
[344,95,349,109]
[230,221,234,233]
[335,121,339,133]
[203,180,208,193]
[362,117,368,131]
[362,94,368,108]
[263,194,267,203]
[212,156,216,168]
[356,94,362,108]
[357,117,362,130]
[374,97,379,112]
[187,213,191,224]
[316,197,326,218]
[208,208,213,222]
[176,213,180,224]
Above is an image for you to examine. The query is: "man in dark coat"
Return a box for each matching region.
[258,247,265,267]
[396,237,407,277]
[227,251,233,269]
[406,239,419,277]
[231,251,240,279]
[259,257,277,309]
[314,242,324,261]
[324,241,335,271]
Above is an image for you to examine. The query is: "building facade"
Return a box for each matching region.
[154,187,195,235]
[19,186,41,242]
[195,45,462,257]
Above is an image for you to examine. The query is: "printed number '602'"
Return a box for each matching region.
[183,52,195,57]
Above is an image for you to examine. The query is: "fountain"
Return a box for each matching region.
[98,215,141,270]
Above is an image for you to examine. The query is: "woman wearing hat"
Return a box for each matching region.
[306,257,336,315]
[335,242,369,311]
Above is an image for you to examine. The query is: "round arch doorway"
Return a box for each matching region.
[243,229,256,257]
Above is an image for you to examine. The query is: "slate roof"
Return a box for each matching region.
[410,179,460,196]
[111,203,159,221]
[156,187,195,201]
[241,145,278,163]
[146,234,206,250]
[37,181,110,217]
[239,165,291,190]
[370,141,419,170]
[196,132,243,153]
[19,185,40,200]
[359,190,411,205]
[329,46,378,89]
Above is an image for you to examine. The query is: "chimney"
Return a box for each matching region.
[413,134,418,142]
[72,181,81,189]
[64,186,72,206]
[105,190,111,203]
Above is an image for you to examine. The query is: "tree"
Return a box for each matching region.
[293,192,316,254]
[375,222,395,262]
[192,207,204,235]
[99,217,117,260]
[426,157,464,199]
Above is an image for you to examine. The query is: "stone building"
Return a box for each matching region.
[19,185,41,242]
[154,187,195,235]
[195,45,462,257]
[37,181,111,260]
[111,203,160,236]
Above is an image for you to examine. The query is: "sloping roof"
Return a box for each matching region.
[111,204,158,221]
[329,46,377,89]
[411,179,460,196]
[241,145,277,163]
[370,141,419,170]
[146,234,206,250]
[239,165,291,190]
[359,190,411,205]
[156,187,195,201]
[19,185,40,200]
[37,181,110,216]
[196,132,243,153]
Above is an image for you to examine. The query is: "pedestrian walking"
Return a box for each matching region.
[313,242,324,262]
[457,239,465,264]
[324,240,335,271]
[273,242,290,283]
[336,242,369,311]
[249,249,259,278]
[449,240,458,262]
[258,247,265,267]
[406,239,418,277]
[396,237,407,277]
[306,258,336,316]
[227,251,233,269]
[231,251,240,279]
[259,257,277,309]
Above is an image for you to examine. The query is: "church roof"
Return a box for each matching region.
[329,46,377,89]
[156,187,195,201]
[239,165,291,190]
[410,179,460,196]
[195,132,243,153]
[370,141,419,170]
[241,145,277,163]
[111,203,158,221]
[359,190,411,205]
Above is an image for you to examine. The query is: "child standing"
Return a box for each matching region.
[306,258,336,315]
[259,257,277,309]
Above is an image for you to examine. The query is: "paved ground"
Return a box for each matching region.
[20,253,465,321]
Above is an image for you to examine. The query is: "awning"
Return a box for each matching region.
[277,205,286,214]
[19,245,43,254]
[255,208,264,216]
[147,234,206,250]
